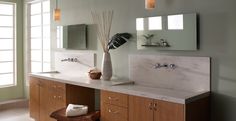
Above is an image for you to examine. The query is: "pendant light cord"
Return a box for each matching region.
[56,0,58,9]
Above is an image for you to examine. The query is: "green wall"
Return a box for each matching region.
[0,0,24,101]
[51,0,236,121]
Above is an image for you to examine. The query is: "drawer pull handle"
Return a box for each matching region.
[153,103,157,111]
[53,96,57,99]
[108,96,119,101]
[149,102,153,110]
[58,96,62,99]
[38,82,42,86]
[108,109,119,114]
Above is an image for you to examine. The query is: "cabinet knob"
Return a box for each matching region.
[53,96,57,99]
[153,103,157,111]
[37,82,42,86]
[108,109,119,114]
[108,96,118,101]
[149,102,153,110]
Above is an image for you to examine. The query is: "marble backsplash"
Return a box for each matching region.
[54,52,95,77]
[129,55,210,92]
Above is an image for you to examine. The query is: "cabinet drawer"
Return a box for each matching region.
[51,94,66,104]
[101,90,128,108]
[50,81,66,92]
[49,91,66,110]
[101,103,128,121]
[40,79,50,88]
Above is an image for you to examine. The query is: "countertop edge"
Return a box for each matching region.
[29,73,210,104]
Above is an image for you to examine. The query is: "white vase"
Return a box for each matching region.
[101,52,112,80]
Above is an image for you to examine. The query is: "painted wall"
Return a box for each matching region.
[51,0,236,121]
[0,0,24,101]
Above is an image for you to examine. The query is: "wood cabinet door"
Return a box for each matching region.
[129,95,154,121]
[29,77,40,121]
[53,91,66,111]
[47,90,65,121]
[39,80,52,121]
[154,100,184,121]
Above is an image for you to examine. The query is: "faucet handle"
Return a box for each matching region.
[169,64,176,69]
[153,63,161,69]
[153,63,177,69]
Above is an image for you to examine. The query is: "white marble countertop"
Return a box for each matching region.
[29,73,210,104]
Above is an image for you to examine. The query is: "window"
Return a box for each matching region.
[168,14,184,30]
[29,0,51,72]
[0,3,16,86]
[56,26,63,48]
[148,16,162,30]
[136,18,144,31]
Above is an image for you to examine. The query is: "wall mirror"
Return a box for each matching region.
[136,13,197,50]
[57,24,87,50]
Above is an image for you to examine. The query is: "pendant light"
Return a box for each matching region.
[54,0,61,21]
[145,0,156,9]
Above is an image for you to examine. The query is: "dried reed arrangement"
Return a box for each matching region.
[91,10,114,52]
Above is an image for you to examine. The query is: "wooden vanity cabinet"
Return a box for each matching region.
[153,100,184,121]
[129,95,184,121]
[29,77,40,120]
[129,96,154,121]
[129,95,209,121]
[100,90,129,121]
[29,77,95,121]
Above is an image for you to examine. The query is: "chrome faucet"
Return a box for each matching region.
[61,58,79,62]
[153,63,176,69]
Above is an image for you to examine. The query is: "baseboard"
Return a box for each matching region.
[0,99,28,110]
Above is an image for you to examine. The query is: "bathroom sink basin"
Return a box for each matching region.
[37,71,60,74]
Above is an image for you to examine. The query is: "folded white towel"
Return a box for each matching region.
[65,104,88,117]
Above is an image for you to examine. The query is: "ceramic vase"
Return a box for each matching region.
[101,52,112,80]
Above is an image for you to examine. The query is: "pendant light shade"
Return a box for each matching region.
[145,0,155,9]
[54,8,61,21]
[54,0,60,21]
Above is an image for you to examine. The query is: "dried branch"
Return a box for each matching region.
[91,10,114,52]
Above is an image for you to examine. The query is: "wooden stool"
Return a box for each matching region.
[50,108,100,121]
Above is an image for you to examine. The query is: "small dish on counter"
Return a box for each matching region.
[88,68,102,80]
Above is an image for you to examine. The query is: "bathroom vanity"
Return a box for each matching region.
[101,90,209,121]
[29,73,210,121]
[29,54,211,121]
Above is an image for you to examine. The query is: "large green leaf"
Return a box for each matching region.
[108,33,132,50]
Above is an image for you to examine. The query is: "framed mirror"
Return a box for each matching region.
[136,13,197,50]
[57,24,87,50]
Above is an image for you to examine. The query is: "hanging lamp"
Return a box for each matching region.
[54,0,61,21]
[145,0,155,9]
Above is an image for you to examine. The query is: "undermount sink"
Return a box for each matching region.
[37,71,60,74]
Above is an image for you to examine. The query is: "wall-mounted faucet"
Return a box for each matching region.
[153,63,176,69]
[61,58,79,62]
[60,57,92,67]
